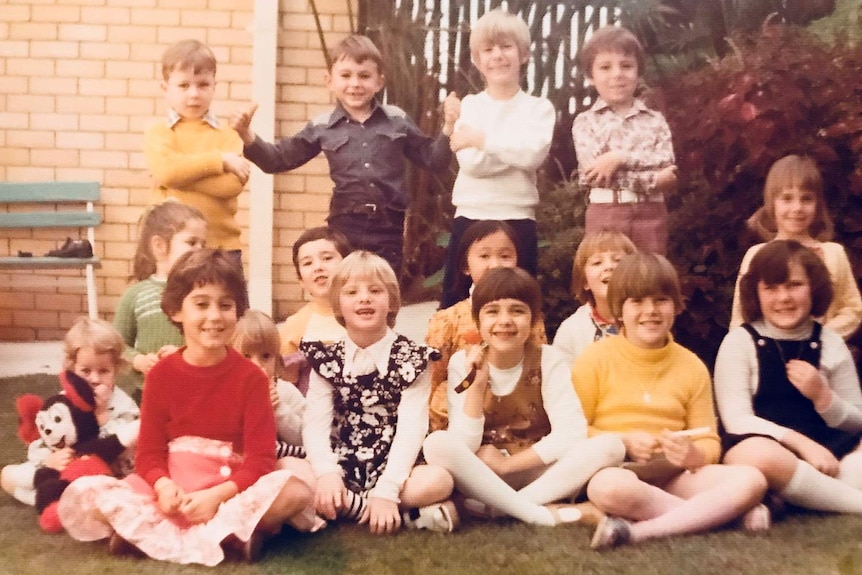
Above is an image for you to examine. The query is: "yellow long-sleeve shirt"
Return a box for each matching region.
[144,117,245,250]
[572,334,721,464]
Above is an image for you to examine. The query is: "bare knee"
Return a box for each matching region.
[401,465,454,508]
[586,467,641,513]
[725,438,797,490]
[422,430,460,466]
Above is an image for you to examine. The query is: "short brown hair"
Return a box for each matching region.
[291,226,352,277]
[329,35,384,74]
[472,267,542,326]
[161,39,217,80]
[738,240,833,323]
[607,253,684,320]
[747,154,834,242]
[579,25,645,79]
[571,230,637,305]
[63,317,125,372]
[162,249,248,330]
[329,251,401,328]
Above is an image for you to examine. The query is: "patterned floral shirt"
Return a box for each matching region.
[572,97,675,195]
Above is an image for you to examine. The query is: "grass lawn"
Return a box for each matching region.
[3,373,862,575]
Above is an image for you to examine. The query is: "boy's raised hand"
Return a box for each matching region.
[442,92,461,136]
[229,102,259,145]
[222,153,250,185]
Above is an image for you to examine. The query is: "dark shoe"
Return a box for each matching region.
[17,250,32,257]
[222,532,266,562]
[46,238,93,258]
[108,532,145,557]
[590,516,632,550]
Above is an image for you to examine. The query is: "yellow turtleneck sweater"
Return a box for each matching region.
[572,334,721,464]
[144,118,245,250]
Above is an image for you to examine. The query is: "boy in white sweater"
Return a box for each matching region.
[440,8,555,309]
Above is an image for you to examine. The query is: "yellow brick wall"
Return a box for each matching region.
[0,0,354,341]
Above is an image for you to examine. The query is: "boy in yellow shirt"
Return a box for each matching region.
[145,39,249,259]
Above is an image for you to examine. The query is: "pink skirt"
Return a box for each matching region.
[57,436,323,566]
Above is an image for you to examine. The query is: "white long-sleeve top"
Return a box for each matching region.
[714,319,862,441]
[446,344,586,464]
[302,329,431,502]
[451,90,555,221]
[274,378,305,446]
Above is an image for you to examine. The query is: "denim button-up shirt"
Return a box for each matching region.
[244,101,451,213]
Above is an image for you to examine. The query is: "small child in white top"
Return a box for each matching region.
[2,318,140,506]
[553,230,636,363]
[233,310,306,458]
[301,251,457,533]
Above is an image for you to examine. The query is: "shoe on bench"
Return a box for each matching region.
[46,238,93,258]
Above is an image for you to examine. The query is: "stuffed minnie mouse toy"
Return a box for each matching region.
[17,371,127,533]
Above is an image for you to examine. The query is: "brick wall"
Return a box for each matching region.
[0,0,354,341]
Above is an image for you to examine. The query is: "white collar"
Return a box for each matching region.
[168,108,220,129]
[343,328,397,376]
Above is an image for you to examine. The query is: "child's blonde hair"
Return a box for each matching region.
[470,8,531,63]
[63,317,126,372]
[607,253,684,320]
[579,25,645,79]
[329,251,401,328]
[571,230,637,305]
[231,310,285,378]
[161,39,216,80]
[747,154,834,242]
[133,200,206,281]
[329,35,384,74]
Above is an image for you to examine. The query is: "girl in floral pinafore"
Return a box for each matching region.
[302,251,459,534]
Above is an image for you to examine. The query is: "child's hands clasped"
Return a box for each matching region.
[657,430,704,471]
[621,431,658,462]
[178,487,224,524]
[154,478,185,516]
[360,497,401,535]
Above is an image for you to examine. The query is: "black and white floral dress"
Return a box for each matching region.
[301,336,439,493]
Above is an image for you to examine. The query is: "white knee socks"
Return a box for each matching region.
[781,460,862,513]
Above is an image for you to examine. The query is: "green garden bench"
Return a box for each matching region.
[0,181,101,319]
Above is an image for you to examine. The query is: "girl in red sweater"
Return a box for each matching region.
[58,250,320,565]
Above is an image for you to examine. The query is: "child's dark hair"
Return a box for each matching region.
[579,25,645,79]
[329,35,384,74]
[161,39,217,80]
[747,154,834,242]
[231,310,285,379]
[162,249,248,330]
[471,267,542,325]
[291,226,352,277]
[133,201,206,281]
[738,240,833,323]
[454,220,519,297]
[607,253,684,320]
[571,230,637,305]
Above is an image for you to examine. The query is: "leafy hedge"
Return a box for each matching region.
[538,25,862,368]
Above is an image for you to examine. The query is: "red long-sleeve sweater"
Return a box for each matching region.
[136,347,276,492]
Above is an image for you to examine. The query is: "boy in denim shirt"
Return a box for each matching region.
[232,35,458,278]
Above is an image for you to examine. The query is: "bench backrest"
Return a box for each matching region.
[0,182,101,229]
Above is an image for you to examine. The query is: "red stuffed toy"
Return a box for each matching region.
[17,371,125,533]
